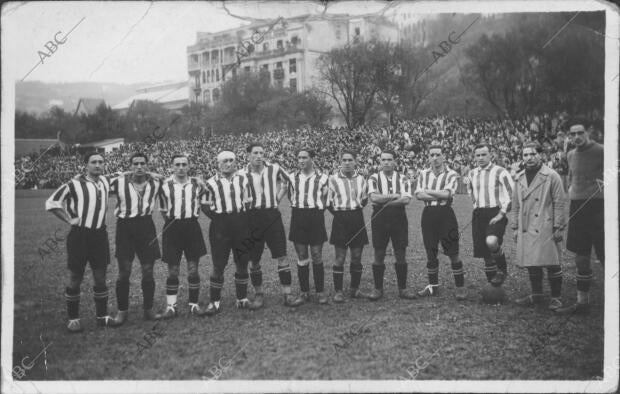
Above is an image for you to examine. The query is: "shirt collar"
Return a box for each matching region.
[338,169,358,179]
[480,162,494,171]
[216,170,239,181]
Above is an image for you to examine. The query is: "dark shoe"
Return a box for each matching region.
[348,288,370,299]
[333,291,345,303]
[161,305,178,320]
[66,318,84,333]
[490,271,506,287]
[555,302,589,315]
[417,285,439,297]
[189,303,208,316]
[96,315,120,327]
[317,292,329,304]
[514,294,544,306]
[548,297,563,311]
[113,310,128,326]
[283,294,304,307]
[398,289,418,300]
[249,294,264,310]
[205,302,222,316]
[368,288,383,301]
[143,309,162,321]
[455,287,467,301]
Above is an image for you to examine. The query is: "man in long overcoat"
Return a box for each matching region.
[511,141,567,310]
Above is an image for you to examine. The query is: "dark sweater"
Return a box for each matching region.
[567,141,604,200]
[525,164,541,186]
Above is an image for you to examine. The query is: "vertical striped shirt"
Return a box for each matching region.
[45,175,111,229]
[328,170,368,211]
[415,166,459,206]
[287,169,329,209]
[110,174,162,218]
[368,171,412,199]
[467,162,514,212]
[238,162,288,209]
[159,177,208,219]
[205,172,252,214]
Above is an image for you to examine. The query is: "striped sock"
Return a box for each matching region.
[427,259,439,286]
[372,264,385,290]
[277,265,292,286]
[65,286,80,319]
[166,277,179,306]
[234,272,249,300]
[451,260,464,287]
[576,269,593,293]
[141,278,155,310]
[93,285,109,318]
[350,263,362,289]
[333,265,344,291]
[492,250,507,274]
[188,274,200,304]
[115,279,130,311]
[210,276,224,302]
[297,259,310,293]
[484,262,497,282]
[395,263,407,289]
[250,265,263,288]
[527,267,543,295]
[547,266,562,298]
[313,263,325,292]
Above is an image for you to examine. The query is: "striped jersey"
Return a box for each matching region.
[368,171,412,201]
[415,166,459,206]
[467,162,514,212]
[287,169,329,209]
[205,172,252,214]
[159,177,208,219]
[45,175,111,229]
[110,174,162,218]
[238,162,288,209]
[328,170,367,211]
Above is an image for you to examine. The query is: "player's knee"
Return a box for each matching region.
[141,264,154,279]
[394,248,406,264]
[168,266,180,278]
[575,255,591,273]
[448,254,461,265]
[486,236,499,252]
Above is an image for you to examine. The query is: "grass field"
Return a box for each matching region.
[12,190,604,380]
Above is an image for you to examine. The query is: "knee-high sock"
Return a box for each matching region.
[234,272,249,300]
[395,263,407,289]
[484,260,497,282]
[209,276,224,302]
[576,268,593,293]
[333,265,344,291]
[427,259,439,286]
[297,259,310,292]
[313,262,325,292]
[451,260,464,287]
[141,278,155,310]
[188,274,200,304]
[277,265,292,287]
[350,263,362,289]
[547,266,562,298]
[116,278,130,311]
[372,264,385,290]
[250,264,263,289]
[527,267,543,295]
[166,277,179,306]
[65,286,80,319]
[93,285,109,317]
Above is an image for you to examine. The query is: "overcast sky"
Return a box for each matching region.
[1,1,393,85]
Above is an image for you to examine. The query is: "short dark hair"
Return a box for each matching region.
[380,150,397,159]
[171,154,189,164]
[522,141,543,153]
[84,151,104,164]
[474,143,491,153]
[247,142,264,153]
[567,117,590,130]
[340,150,357,159]
[428,144,442,152]
[297,148,315,158]
[130,152,148,164]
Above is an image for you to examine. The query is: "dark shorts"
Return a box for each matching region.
[247,209,287,262]
[67,226,110,275]
[209,212,252,271]
[162,218,207,265]
[330,209,369,249]
[371,205,408,250]
[567,199,604,261]
[289,208,328,245]
[115,216,161,263]
[472,207,507,258]
[421,205,459,260]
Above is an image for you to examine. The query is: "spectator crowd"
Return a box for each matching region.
[15,114,602,191]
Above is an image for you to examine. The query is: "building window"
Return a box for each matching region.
[194,75,200,88]
[355,27,360,36]
[263,42,269,51]
[275,79,283,89]
[276,61,282,69]
[291,36,299,46]
[277,40,283,50]
[289,78,297,92]
[207,70,210,82]
[289,58,296,73]
[216,69,219,81]
[244,66,251,73]
[213,88,220,101]
[335,29,341,39]
[203,90,210,103]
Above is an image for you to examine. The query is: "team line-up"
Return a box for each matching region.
[44,121,604,333]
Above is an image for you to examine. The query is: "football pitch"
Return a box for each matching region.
[12,190,604,380]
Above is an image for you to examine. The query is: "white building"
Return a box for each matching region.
[112,82,189,114]
[186,13,398,105]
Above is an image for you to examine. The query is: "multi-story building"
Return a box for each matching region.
[186,13,398,105]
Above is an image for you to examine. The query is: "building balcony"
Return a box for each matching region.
[188,61,200,71]
[245,46,303,61]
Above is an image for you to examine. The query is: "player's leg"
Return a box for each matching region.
[546,265,563,310]
[186,219,208,315]
[112,258,133,325]
[89,228,118,327]
[138,217,162,320]
[310,243,328,304]
[441,209,465,300]
[348,246,368,299]
[449,254,466,300]
[487,234,507,286]
[65,227,86,333]
[333,246,347,302]
[369,209,389,300]
[473,209,497,283]
[232,244,251,309]
[140,261,160,320]
[392,211,415,299]
[161,219,182,319]
[186,259,207,316]
[418,207,440,297]
[248,210,266,302]
[206,217,232,315]
[515,266,544,306]
[294,243,311,302]
[163,264,181,319]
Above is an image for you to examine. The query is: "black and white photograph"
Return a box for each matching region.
[1,1,618,393]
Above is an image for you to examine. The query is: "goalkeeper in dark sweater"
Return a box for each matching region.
[556,121,605,315]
